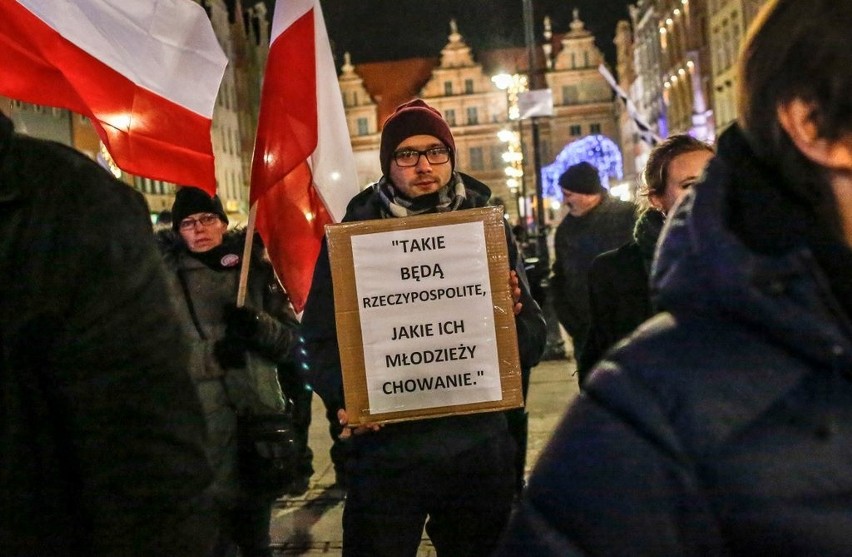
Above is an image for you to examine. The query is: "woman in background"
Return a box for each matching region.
[577,134,714,384]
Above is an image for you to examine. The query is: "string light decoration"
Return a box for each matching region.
[491,73,528,121]
[498,128,523,196]
[492,73,529,217]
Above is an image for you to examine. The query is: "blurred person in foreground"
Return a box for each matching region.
[159,187,298,557]
[549,161,635,371]
[0,110,214,556]
[302,99,546,557]
[577,135,714,383]
[496,0,852,554]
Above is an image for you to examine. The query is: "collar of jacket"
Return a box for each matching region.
[575,194,626,220]
[158,228,264,266]
[633,208,665,263]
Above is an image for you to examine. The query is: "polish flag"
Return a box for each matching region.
[251,0,359,312]
[0,0,227,194]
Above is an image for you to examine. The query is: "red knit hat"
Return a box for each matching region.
[380,99,455,176]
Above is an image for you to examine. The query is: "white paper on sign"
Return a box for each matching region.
[350,221,502,414]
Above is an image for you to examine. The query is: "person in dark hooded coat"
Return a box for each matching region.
[496,0,852,554]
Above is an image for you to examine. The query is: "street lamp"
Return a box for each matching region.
[492,73,529,223]
[519,0,551,269]
[492,73,528,121]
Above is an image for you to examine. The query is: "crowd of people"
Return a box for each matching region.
[3,0,852,555]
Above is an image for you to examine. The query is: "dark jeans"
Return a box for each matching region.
[505,366,531,494]
[210,496,273,557]
[342,434,515,557]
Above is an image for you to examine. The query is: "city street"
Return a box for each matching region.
[269,357,579,555]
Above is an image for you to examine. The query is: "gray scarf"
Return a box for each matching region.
[374,172,467,218]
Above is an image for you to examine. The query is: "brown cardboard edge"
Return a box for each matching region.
[326,206,523,426]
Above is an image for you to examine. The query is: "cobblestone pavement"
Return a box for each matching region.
[270,357,579,555]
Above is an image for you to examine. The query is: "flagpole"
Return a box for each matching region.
[237,201,258,308]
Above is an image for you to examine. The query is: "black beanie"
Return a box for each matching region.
[171,187,228,231]
[559,161,605,195]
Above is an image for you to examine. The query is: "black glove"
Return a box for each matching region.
[224,303,295,361]
[224,303,260,341]
[213,336,247,369]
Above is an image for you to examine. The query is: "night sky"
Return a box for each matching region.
[260,1,634,69]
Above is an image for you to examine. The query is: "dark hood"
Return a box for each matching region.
[651,125,852,369]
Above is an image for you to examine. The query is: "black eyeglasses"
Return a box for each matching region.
[179,213,220,230]
[392,147,451,167]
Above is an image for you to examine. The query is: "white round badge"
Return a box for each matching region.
[220,254,240,267]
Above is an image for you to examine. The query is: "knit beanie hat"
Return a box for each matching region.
[380,99,455,176]
[171,186,229,231]
[558,161,605,195]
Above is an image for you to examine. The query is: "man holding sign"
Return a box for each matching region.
[302,99,546,556]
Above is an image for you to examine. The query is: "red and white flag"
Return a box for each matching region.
[0,0,227,194]
[251,0,358,312]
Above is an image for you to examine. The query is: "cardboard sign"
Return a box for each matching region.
[326,206,523,425]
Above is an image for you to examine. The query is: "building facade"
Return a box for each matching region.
[658,0,714,141]
[419,21,509,207]
[613,19,644,182]
[339,15,621,225]
[629,0,667,165]
[543,10,619,158]
[707,0,768,134]
[338,52,381,187]
[620,0,771,147]
[2,0,268,221]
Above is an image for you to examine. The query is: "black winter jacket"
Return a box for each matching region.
[302,173,546,462]
[0,113,214,555]
[496,125,852,556]
[577,209,664,381]
[158,229,296,503]
[550,195,636,348]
